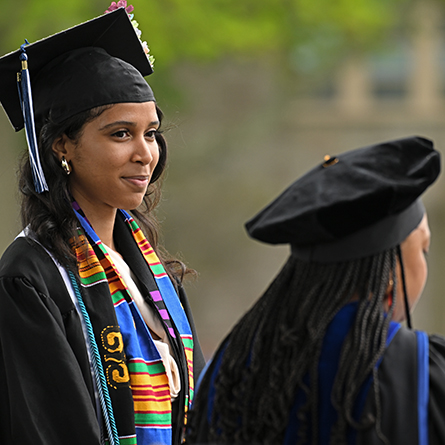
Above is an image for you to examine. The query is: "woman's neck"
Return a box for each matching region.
[74,199,118,250]
[89,213,117,250]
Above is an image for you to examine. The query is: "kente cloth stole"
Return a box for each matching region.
[72,207,194,445]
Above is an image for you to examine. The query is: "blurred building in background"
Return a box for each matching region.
[1,0,445,357]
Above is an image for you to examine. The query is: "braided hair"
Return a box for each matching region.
[187,247,398,444]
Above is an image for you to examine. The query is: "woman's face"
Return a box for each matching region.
[392,214,431,322]
[53,101,160,221]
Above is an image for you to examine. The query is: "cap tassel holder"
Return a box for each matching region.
[17,42,49,193]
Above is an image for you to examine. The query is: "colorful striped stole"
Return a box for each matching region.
[72,207,194,444]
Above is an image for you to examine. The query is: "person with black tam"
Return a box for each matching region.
[186,136,443,444]
[0,4,204,445]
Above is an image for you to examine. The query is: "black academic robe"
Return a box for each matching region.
[359,328,445,445]
[190,309,445,445]
[0,225,205,445]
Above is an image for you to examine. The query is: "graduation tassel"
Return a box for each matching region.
[17,41,49,193]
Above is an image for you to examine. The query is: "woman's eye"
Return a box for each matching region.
[146,130,157,139]
[112,130,129,138]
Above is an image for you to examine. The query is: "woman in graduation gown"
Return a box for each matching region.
[0,5,204,445]
[186,137,445,444]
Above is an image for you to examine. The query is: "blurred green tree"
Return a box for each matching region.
[0,0,411,66]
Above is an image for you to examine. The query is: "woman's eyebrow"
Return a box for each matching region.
[99,120,136,130]
[99,120,160,131]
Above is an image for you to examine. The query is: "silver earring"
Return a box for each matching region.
[61,156,71,175]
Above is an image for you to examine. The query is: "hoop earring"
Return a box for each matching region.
[61,156,71,175]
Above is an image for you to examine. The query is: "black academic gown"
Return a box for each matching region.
[359,328,445,445]
[190,311,445,445]
[0,224,205,445]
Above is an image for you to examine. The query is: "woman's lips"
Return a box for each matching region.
[122,176,150,187]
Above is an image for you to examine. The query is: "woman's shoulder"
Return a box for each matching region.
[0,234,76,316]
[389,325,445,358]
[388,327,445,387]
[428,333,445,377]
[429,333,445,350]
[0,234,72,301]
[387,324,445,347]
[0,234,54,279]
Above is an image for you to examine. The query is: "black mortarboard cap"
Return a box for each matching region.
[245,136,441,262]
[0,7,154,132]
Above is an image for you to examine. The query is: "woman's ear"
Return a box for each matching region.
[51,134,72,162]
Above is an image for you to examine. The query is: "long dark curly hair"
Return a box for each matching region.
[187,248,398,444]
[19,103,191,283]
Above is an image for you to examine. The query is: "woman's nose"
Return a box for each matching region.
[133,136,157,165]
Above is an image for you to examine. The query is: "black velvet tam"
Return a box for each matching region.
[0,7,154,131]
[245,136,441,262]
